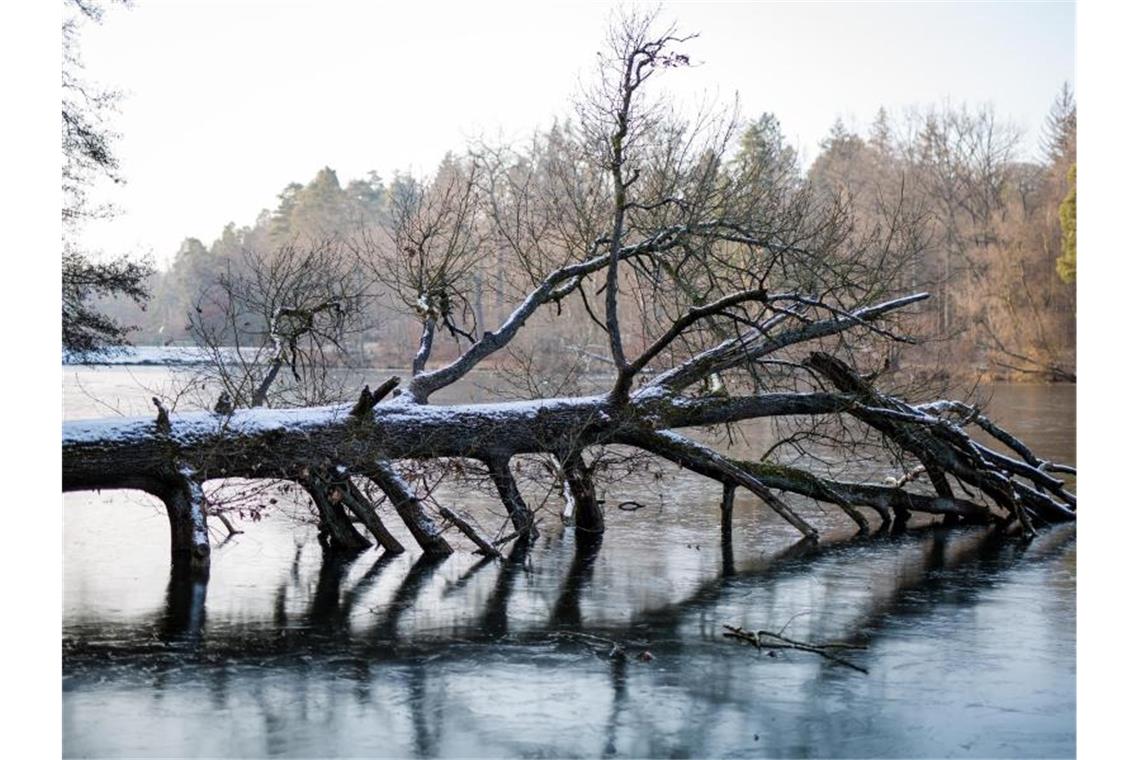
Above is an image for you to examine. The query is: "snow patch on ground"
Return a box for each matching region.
[63,345,248,367]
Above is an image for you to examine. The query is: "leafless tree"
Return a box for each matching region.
[188,238,367,410]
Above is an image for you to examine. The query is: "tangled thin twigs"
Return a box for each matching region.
[722,624,869,674]
[549,631,655,662]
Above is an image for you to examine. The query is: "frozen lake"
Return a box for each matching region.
[63,366,1076,758]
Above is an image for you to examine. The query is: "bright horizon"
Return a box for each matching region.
[75,0,1075,270]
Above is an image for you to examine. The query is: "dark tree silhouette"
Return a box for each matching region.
[62,0,152,356]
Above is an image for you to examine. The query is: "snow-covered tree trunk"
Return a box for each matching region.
[63,344,1075,567]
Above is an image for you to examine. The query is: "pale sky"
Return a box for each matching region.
[75,0,1075,269]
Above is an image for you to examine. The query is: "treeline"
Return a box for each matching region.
[102,90,1076,381]
[807,90,1077,380]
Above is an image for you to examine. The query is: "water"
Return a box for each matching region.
[62,367,1076,758]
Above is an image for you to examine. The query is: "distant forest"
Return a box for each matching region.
[99,93,1076,382]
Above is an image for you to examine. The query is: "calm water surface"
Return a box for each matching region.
[63,367,1076,758]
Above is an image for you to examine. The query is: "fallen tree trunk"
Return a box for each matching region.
[63,353,1075,567]
[62,391,854,492]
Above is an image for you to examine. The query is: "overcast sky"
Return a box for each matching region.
[74,0,1075,269]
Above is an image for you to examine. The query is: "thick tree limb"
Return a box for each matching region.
[63,384,1068,529]
[338,477,405,554]
[63,348,1072,555]
[805,352,1074,525]
[614,287,769,402]
[404,222,793,402]
[733,460,991,524]
[158,464,211,568]
[303,469,371,551]
[562,449,604,538]
[486,457,538,541]
[720,483,735,529]
[407,225,686,401]
[412,319,436,376]
[439,506,502,558]
[623,429,819,539]
[917,399,1078,480]
[362,459,453,556]
[648,292,929,392]
[350,377,401,418]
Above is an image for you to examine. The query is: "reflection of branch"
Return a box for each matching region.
[370,553,449,640]
[212,510,242,537]
[551,537,603,627]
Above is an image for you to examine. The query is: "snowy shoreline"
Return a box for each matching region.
[63,346,224,366]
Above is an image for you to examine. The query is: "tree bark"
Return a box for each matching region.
[339,477,405,554]
[720,483,735,532]
[155,466,212,570]
[563,450,604,540]
[362,460,453,556]
[487,458,537,542]
[303,471,371,551]
[438,506,501,558]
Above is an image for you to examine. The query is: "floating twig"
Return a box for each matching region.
[722,624,868,674]
[549,631,653,662]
